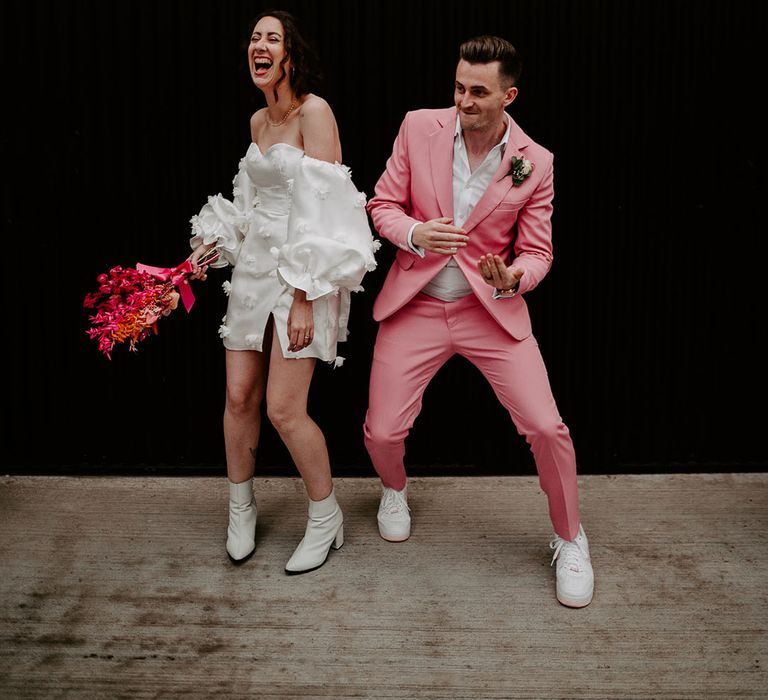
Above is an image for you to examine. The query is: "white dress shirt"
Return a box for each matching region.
[409,113,512,302]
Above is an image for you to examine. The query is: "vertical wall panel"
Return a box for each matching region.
[3,0,766,473]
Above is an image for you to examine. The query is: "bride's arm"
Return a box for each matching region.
[298,95,341,164]
[277,95,379,311]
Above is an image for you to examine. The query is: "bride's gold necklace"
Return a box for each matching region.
[265,99,298,127]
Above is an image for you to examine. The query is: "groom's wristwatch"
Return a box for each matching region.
[493,283,519,299]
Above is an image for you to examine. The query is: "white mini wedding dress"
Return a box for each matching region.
[190,142,379,363]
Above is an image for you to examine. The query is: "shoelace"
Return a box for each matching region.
[549,535,584,572]
[381,489,410,516]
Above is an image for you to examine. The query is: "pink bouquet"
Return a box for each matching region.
[84,248,219,359]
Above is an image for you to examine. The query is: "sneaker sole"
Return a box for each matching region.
[557,592,593,608]
[378,525,410,542]
[379,533,410,542]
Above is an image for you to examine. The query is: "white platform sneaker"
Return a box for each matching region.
[377,486,411,542]
[226,478,257,564]
[549,523,594,607]
[285,489,344,574]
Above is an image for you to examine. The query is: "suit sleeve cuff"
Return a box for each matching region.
[407,222,426,258]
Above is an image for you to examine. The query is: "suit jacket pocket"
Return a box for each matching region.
[496,199,527,212]
[395,249,416,270]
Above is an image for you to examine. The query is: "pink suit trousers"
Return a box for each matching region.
[363,291,581,541]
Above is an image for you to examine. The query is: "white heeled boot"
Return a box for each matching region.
[284,489,344,574]
[226,478,257,564]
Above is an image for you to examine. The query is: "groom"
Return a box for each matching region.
[364,36,594,607]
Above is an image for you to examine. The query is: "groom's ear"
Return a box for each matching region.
[503,86,518,108]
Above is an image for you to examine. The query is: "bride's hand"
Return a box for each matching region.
[189,243,215,281]
[287,292,314,352]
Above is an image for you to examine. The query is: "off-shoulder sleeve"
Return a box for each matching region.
[277,156,380,300]
[189,160,256,268]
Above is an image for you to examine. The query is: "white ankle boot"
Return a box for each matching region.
[226,478,257,564]
[284,489,344,574]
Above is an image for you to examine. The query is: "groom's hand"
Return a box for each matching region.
[412,218,469,255]
[477,253,524,292]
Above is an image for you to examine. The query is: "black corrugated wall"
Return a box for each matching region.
[3,0,766,474]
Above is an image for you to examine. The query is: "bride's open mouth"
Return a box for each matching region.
[253,58,273,77]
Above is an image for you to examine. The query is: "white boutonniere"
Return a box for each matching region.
[506,156,535,186]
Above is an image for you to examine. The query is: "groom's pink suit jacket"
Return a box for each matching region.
[367,107,556,340]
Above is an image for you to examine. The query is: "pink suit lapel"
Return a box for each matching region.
[460,116,532,234]
[428,114,455,220]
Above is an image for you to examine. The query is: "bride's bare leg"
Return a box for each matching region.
[223,324,271,483]
[265,323,333,500]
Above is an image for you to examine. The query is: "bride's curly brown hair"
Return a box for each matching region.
[248,10,323,101]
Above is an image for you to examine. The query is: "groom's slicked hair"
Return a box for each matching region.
[459,35,522,87]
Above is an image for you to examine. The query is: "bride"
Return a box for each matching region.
[188,10,378,574]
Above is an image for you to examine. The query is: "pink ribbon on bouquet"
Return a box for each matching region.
[136,260,197,312]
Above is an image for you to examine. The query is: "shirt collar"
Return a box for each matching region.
[454,112,512,150]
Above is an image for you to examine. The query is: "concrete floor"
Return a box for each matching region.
[0,473,766,699]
